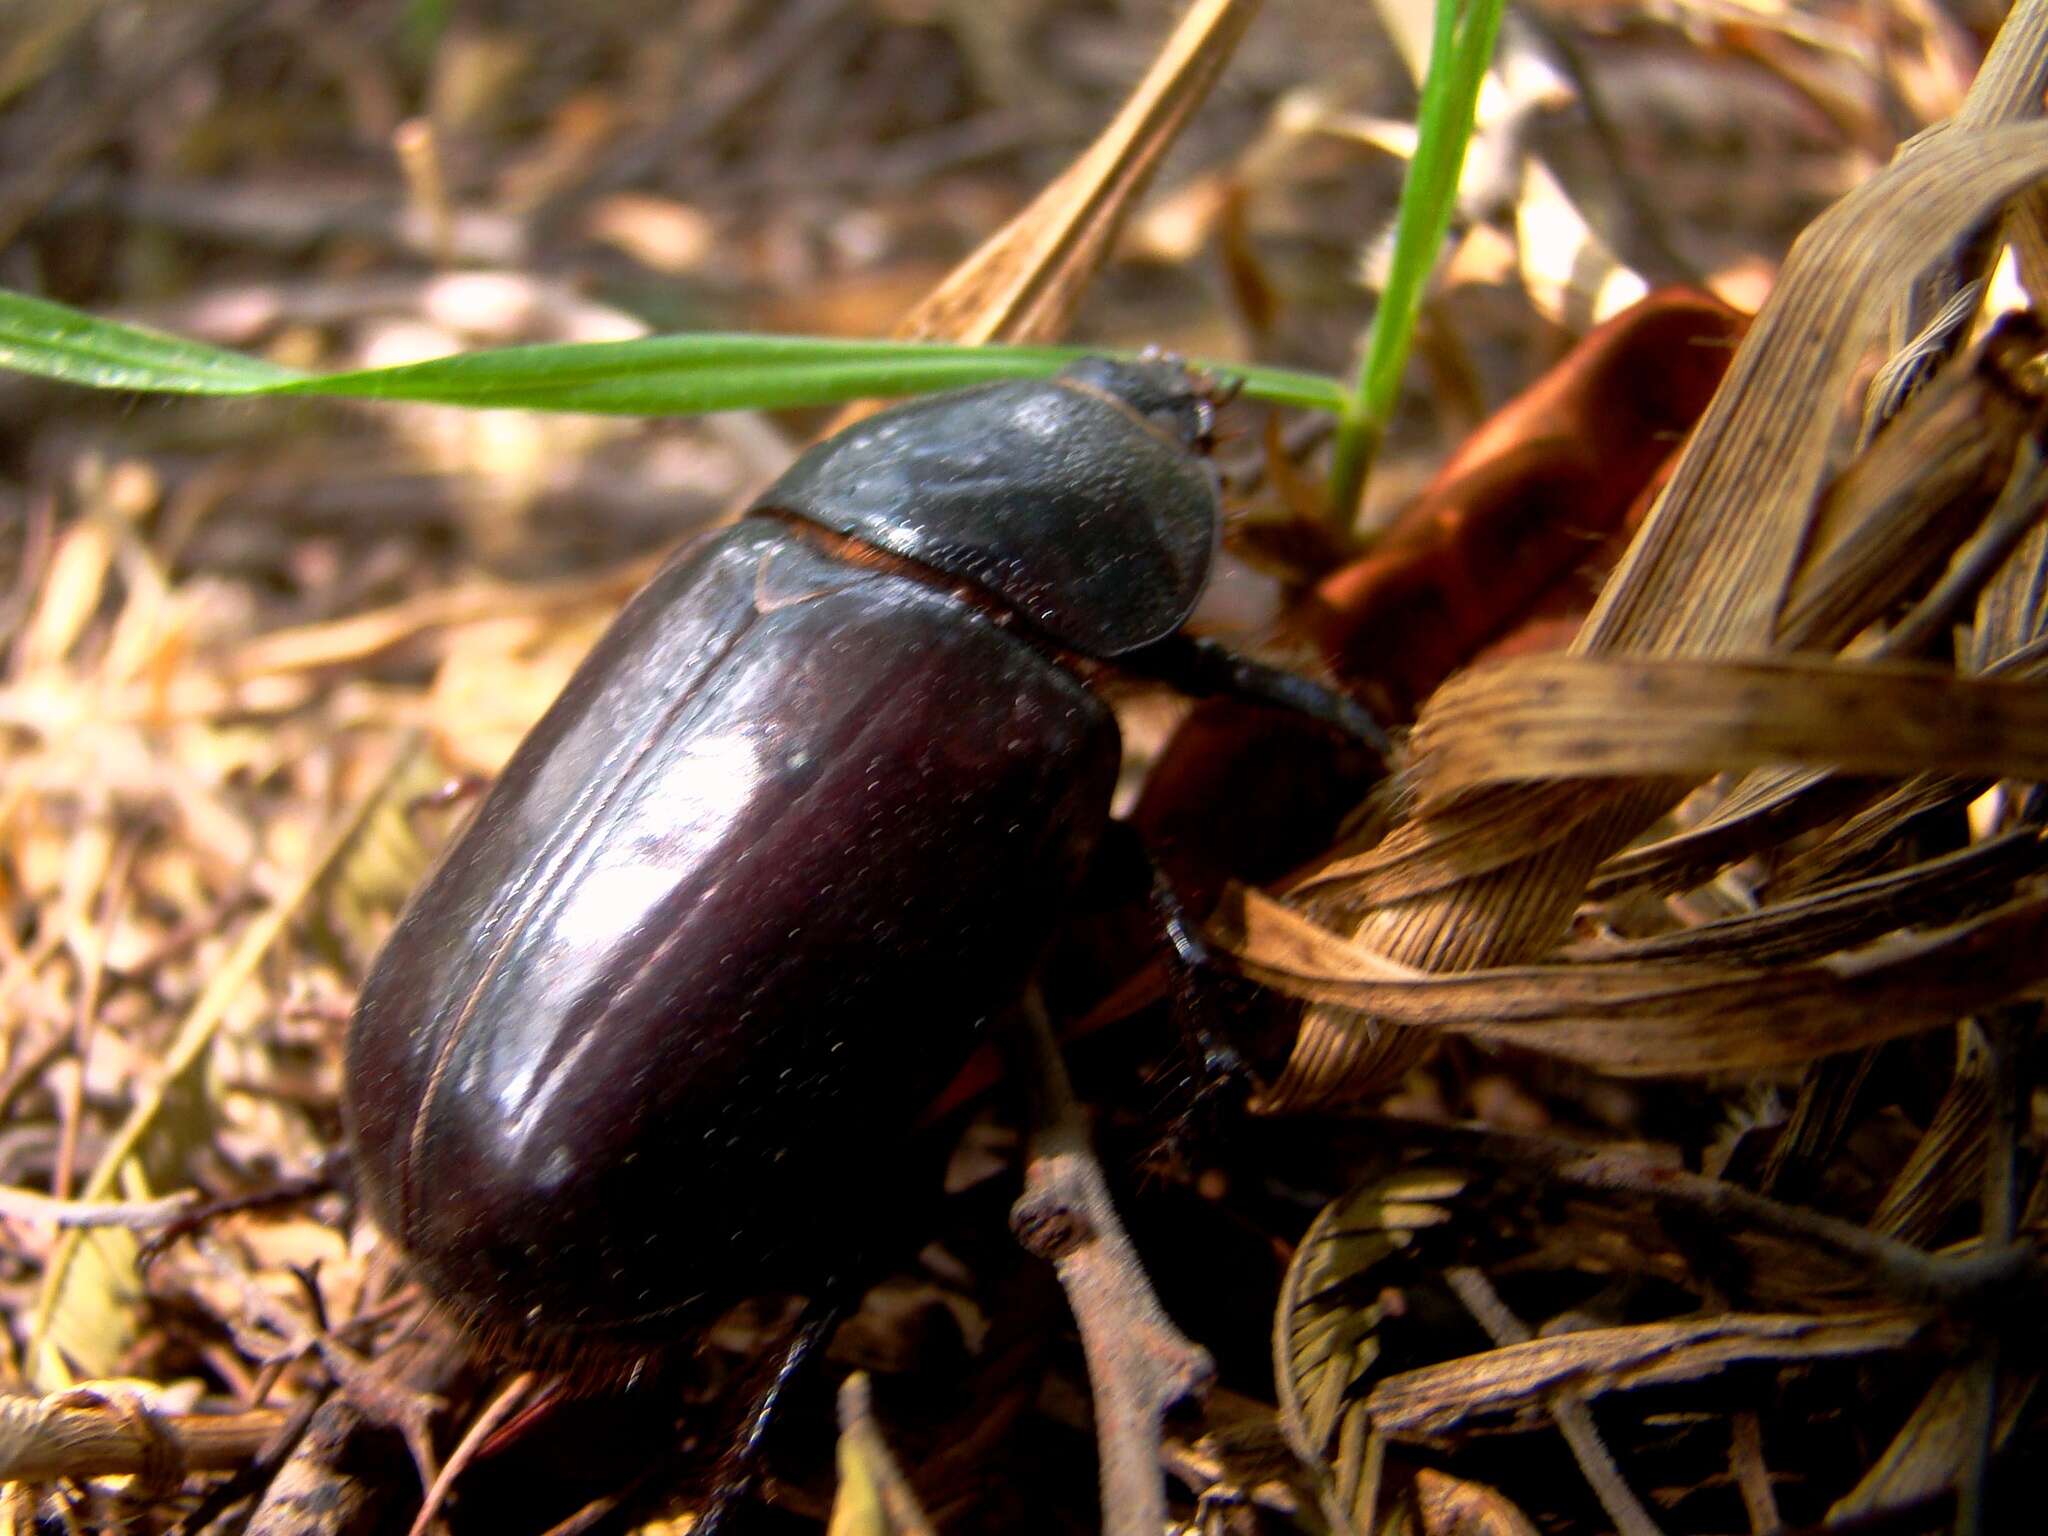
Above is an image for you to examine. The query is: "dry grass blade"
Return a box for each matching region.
[1975,522,2048,667]
[1776,313,2048,654]
[1946,0,2048,301]
[1589,767,1895,900]
[1216,881,2048,1075]
[1270,1128,2000,1536]
[1405,654,2048,801]
[1578,130,2048,661]
[1826,1364,2039,1522]
[1869,1027,1993,1245]
[890,0,1262,346]
[1257,101,2048,1107]
[1593,637,2048,902]
[1583,329,2048,899]
[26,738,424,1389]
[1561,827,2041,967]
[1363,1311,1928,1437]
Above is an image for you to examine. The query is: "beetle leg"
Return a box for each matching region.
[1146,863,1251,1089]
[694,1295,846,1534]
[1122,632,1391,761]
[1137,862,1265,1177]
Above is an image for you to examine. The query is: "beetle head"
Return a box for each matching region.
[756,364,1224,657]
[1059,355,1224,453]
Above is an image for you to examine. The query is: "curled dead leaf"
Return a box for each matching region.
[1216,878,2048,1075]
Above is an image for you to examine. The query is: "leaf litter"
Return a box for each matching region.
[4,1,2048,1534]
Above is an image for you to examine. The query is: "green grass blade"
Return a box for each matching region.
[1328,0,1506,529]
[0,288,1348,418]
[0,294,1058,407]
[279,336,1084,414]
[0,289,306,392]
[272,335,1346,414]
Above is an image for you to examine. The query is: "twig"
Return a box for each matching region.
[1007,991,1214,1536]
[245,1395,402,1536]
[243,1319,473,1536]
[0,1186,199,1232]
[834,1372,938,1536]
[195,1238,444,1491]
[1444,1267,1666,1536]
[393,119,454,269]
[404,1372,535,1536]
[1553,1150,2037,1310]
[0,1388,285,1482]
[169,1391,320,1536]
[1730,1410,1780,1533]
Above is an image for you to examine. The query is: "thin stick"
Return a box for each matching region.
[1007,991,1214,1536]
[404,1373,536,1536]
[1444,1267,1665,1536]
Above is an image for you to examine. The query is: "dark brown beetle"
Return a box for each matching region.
[341,357,1378,1363]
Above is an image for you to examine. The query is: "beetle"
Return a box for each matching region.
[341,357,1380,1367]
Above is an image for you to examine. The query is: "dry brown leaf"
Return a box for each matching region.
[1827,1363,2039,1520]
[226,562,653,679]
[1777,312,2048,653]
[27,740,424,1388]
[1589,766,1878,899]
[1563,827,2041,968]
[888,0,1262,347]
[1259,101,2048,1107]
[1405,654,2048,802]
[1365,1311,1927,1438]
[1308,287,1747,724]
[1869,1027,1992,1244]
[1217,881,2048,1075]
